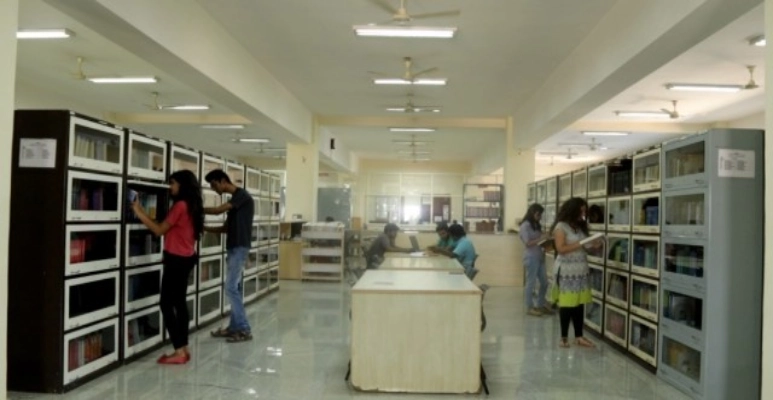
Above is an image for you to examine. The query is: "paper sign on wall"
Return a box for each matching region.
[718,148,754,178]
[19,138,57,169]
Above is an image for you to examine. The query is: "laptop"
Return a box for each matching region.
[409,235,421,252]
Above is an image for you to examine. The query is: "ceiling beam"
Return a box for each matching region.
[568,121,713,134]
[318,116,507,130]
[106,112,250,125]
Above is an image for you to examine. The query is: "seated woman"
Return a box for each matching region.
[434,224,477,277]
[427,222,456,253]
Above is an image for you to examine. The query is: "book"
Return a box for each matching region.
[580,232,605,246]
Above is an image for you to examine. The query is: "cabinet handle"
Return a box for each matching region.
[691,335,699,342]
[696,179,705,185]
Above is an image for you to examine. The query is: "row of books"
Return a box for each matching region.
[128,233,161,258]
[73,133,119,163]
[632,243,658,269]
[666,199,705,226]
[130,148,164,172]
[608,240,630,264]
[663,338,702,382]
[631,282,658,314]
[635,206,659,226]
[663,291,702,330]
[71,187,109,212]
[465,207,500,218]
[67,331,110,372]
[634,164,660,185]
[605,310,627,339]
[607,275,629,302]
[125,193,158,222]
[630,321,656,355]
[608,170,632,195]
[69,233,117,264]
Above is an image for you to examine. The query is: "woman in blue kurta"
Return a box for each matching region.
[519,204,551,317]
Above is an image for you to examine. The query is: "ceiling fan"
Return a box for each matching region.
[392,134,433,146]
[557,137,608,152]
[743,65,759,90]
[255,144,286,154]
[539,148,580,160]
[660,100,680,119]
[369,56,440,82]
[370,0,460,24]
[386,93,441,113]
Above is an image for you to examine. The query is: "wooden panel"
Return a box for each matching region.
[351,291,480,393]
[278,241,303,280]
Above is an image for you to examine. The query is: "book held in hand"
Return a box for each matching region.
[580,232,605,246]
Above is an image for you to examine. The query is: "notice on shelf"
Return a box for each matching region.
[718,148,754,179]
[19,138,57,169]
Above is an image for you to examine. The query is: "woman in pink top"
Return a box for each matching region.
[132,170,204,365]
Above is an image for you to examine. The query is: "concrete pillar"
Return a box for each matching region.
[762,2,773,398]
[0,1,19,397]
[503,117,536,231]
[284,119,319,222]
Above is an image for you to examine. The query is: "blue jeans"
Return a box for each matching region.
[525,256,548,309]
[226,247,250,333]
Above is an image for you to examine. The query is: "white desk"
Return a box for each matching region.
[383,251,440,259]
[351,270,481,393]
[379,256,464,272]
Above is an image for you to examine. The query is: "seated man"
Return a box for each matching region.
[364,223,411,269]
[435,224,477,277]
[427,222,456,253]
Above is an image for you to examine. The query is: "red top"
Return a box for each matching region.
[164,201,196,257]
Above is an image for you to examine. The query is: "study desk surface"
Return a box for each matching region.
[352,270,480,294]
[379,256,464,272]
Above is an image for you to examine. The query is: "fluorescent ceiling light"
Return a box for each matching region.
[393,141,429,145]
[16,29,73,39]
[665,83,743,93]
[398,150,431,155]
[353,25,456,38]
[386,107,441,113]
[374,78,447,86]
[232,138,270,143]
[750,35,766,47]
[162,105,211,110]
[88,76,157,84]
[200,124,245,129]
[389,127,436,132]
[615,111,671,118]
[582,131,630,137]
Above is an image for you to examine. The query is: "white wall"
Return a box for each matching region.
[0,2,19,397]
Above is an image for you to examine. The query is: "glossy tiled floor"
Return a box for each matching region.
[11,281,690,400]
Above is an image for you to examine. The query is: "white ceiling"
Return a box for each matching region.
[330,126,503,161]
[535,4,766,170]
[12,0,768,170]
[582,4,765,124]
[15,0,288,160]
[197,0,618,118]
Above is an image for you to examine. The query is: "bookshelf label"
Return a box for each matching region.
[19,138,57,169]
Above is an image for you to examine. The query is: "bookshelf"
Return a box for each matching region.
[9,111,126,392]
[8,110,282,393]
[530,129,764,398]
[657,129,763,400]
[301,222,345,281]
[463,183,504,233]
